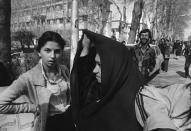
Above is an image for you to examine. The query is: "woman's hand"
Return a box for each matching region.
[80,34,91,57]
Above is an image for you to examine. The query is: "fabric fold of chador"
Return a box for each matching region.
[70,29,144,131]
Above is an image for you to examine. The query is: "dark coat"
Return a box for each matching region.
[70,30,143,131]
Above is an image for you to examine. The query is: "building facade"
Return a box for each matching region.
[11,0,112,40]
[11,0,70,38]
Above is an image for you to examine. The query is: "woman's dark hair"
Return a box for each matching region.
[36,31,66,52]
[139,29,152,39]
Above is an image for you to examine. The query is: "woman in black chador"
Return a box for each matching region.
[70,29,144,131]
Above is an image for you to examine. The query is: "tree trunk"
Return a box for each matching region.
[128,0,144,44]
[70,0,78,71]
[0,0,11,65]
[123,0,127,22]
[110,0,122,36]
[99,3,111,35]
[151,0,158,40]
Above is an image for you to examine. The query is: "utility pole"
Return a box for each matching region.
[70,0,78,70]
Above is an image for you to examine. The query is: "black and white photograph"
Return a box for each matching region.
[0,0,191,131]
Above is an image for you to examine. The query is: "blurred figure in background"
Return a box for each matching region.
[183,41,191,78]
[159,38,170,72]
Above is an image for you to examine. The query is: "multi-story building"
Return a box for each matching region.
[11,0,112,40]
[11,0,71,38]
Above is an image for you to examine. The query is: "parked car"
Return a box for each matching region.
[126,44,164,75]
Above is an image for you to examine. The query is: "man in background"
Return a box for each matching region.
[132,29,156,84]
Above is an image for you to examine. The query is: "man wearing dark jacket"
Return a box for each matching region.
[132,29,156,84]
[159,38,170,72]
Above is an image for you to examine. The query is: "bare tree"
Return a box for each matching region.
[142,0,158,39]
[143,0,191,41]
[110,0,122,33]
[128,0,144,44]
[170,0,191,40]
[79,0,111,34]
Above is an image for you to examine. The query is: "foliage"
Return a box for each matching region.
[79,0,111,34]
[12,30,36,51]
[143,0,191,41]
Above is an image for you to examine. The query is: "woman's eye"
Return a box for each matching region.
[44,49,51,53]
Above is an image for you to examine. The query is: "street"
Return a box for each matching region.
[149,54,191,87]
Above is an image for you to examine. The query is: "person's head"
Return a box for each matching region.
[93,53,101,83]
[37,31,66,69]
[81,30,143,95]
[139,29,152,45]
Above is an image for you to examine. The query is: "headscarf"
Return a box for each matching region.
[70,29,144,131]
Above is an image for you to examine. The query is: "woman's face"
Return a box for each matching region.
[38,41,62,69]
[93,53,101,83]
[82,34,91,49]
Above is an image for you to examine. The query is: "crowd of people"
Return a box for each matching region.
[0,28,190,131]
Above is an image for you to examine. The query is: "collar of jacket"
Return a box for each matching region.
[30,62,69,87]
[30,62,46,87]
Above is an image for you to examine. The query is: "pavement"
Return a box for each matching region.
[149,54,191,87]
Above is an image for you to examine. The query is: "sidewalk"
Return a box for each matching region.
[149,55,191,87]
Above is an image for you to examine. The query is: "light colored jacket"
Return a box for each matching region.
[135,84,191,131]
[0,62,70,131]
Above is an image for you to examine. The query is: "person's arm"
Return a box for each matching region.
[135,86,177,131]
[0,74,36,114]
